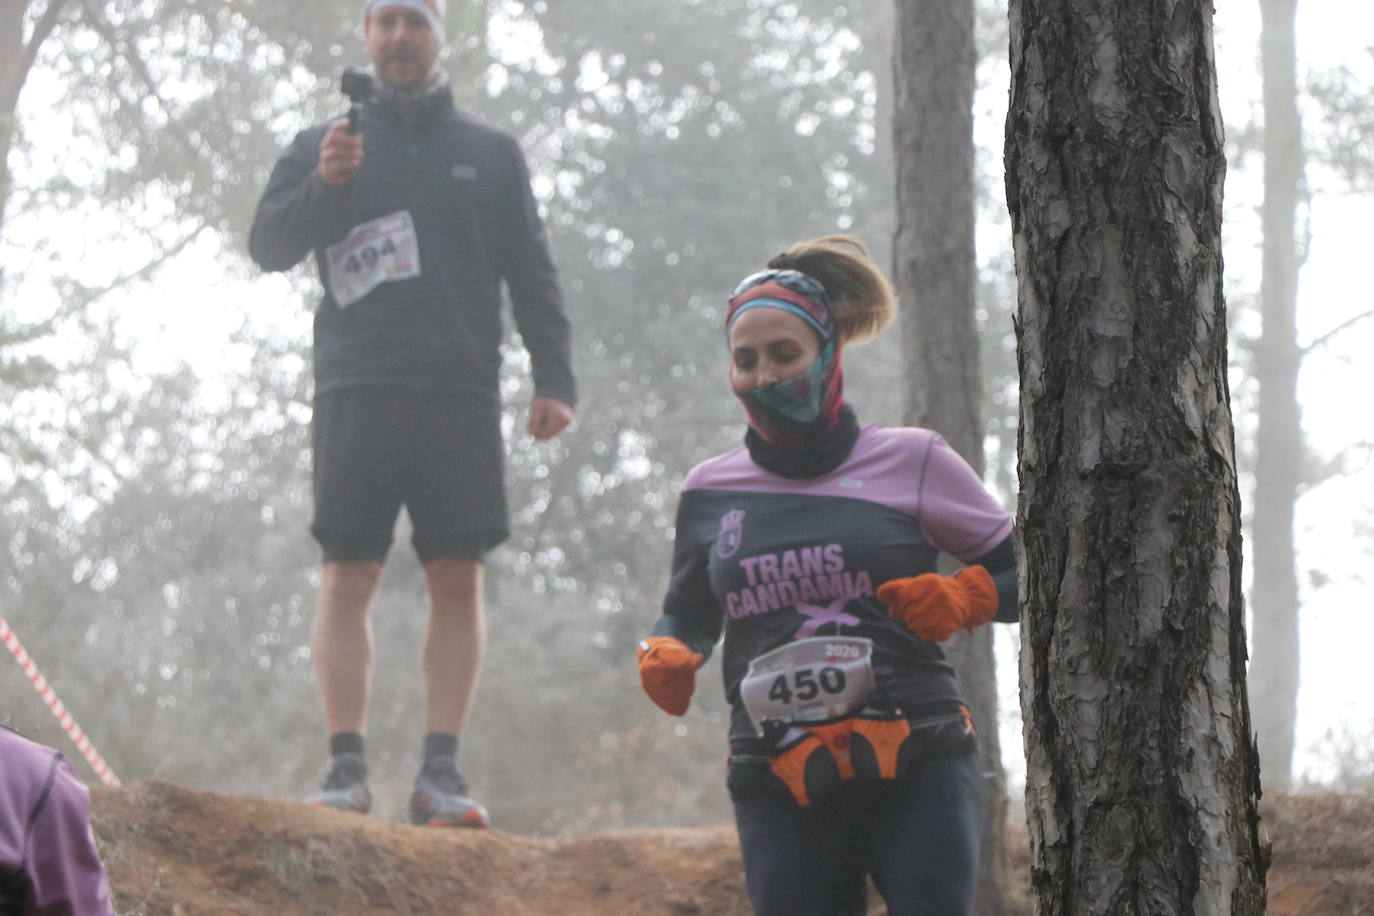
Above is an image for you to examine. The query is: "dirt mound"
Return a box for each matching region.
[1259,793,1374,914]
[94,782,747,915]
[90,782,1373,915]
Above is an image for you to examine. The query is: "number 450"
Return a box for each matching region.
[768,666,847,704]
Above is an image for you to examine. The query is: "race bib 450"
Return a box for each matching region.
[325,210,422,308]
[740,636,875,734]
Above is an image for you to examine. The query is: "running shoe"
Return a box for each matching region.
[409,755,489,828]
[304,751,372,814]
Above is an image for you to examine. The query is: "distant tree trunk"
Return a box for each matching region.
[1005,0,1269,912]
[1249,0,1304,795]
[0,1,72,246]
[1,1,32,239]
[893,2,1008,914]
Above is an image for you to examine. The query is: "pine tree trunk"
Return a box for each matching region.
[1005,0,1269,911]
[1,1,29,241]
[893,2,1008,913]
[1249,0,1304,795]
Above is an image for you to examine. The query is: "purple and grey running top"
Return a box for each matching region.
[653,425,1014,750]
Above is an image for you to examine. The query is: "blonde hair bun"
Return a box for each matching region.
[766,235,894,346]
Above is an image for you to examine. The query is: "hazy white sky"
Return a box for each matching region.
[1198,0,1372,783]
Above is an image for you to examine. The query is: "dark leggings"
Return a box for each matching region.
[731,748,985,916]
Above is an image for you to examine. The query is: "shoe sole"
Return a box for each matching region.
[308,800,371,815]
[411,810,488,828]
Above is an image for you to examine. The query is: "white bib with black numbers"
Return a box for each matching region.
[325,210,422,308]
[740,636,875,735]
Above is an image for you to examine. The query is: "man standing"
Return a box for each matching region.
[248,0,575,828]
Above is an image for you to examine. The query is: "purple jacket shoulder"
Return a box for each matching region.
[0,727,114,916]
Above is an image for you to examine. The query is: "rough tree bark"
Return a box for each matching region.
[1005,0,1269,912]
[893,2,1009,913]
[1249,0,1304,795]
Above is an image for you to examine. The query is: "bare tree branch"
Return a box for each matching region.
[1300,439,1374,496]
[76,0,207,165]
[67,222,209,307]
[20,2,73,80]
[1,0,74,112]
[1302,307,1374,355]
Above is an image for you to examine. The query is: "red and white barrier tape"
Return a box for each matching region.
[1,615,121,787]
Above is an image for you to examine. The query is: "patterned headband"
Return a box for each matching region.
[725,269,836,342]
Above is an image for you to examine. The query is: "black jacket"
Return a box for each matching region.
[249,87,575,405]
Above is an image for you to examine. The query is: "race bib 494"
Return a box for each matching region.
[325,210,422,308]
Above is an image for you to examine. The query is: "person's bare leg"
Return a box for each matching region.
[410,557,489,826]
[313,560,384,735]
[421,558,485,734]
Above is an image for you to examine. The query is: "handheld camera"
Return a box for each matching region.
[341,68,376,133]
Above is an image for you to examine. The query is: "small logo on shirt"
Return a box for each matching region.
[839,478,864,489]
[451,164,478,180]
[716,509,746,559]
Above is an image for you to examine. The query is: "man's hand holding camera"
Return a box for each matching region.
[320,68,374,186]
[319,120,365,186]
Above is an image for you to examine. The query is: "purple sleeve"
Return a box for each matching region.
[22,756,114,916]
[916,435,1014,562]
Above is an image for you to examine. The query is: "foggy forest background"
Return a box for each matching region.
[2,0,1371,832]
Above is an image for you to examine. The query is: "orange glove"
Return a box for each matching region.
[636,636,704,716]
[877,565,998,643]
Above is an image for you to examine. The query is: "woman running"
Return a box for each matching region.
[636,235,1017,915]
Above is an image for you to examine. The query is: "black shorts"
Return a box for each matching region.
[310,387,509,564]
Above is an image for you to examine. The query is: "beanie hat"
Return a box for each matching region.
[363,0,445,41]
